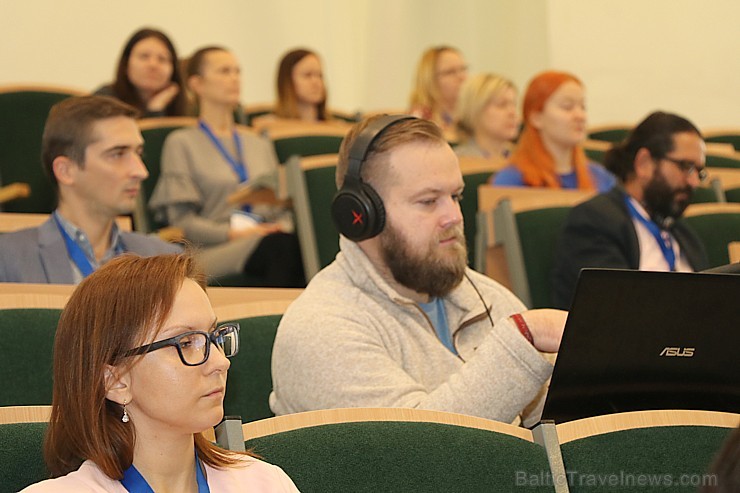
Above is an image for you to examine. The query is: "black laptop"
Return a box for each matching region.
[540,268,740,424]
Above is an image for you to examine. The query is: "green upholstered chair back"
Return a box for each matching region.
[137,117,197,233]
[0,308,61,406]
[515,207,572,308]
[583,146,606,164]
[587,126,630,143]
[306,165,341,269]
[682,208,740,268]
[222,314,282,422]
[273,135,345,164]
[286,155,339,280]
[725,188,740,203]
[246,421,555,492]
[691,185,723,204]
[706,153,740,169]
[0,421,49,492]
[561,426,731,493]
[705,132,740,152]
[0,87,83,213]
[461,172,493,269]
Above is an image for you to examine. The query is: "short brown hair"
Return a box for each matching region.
[41,95,139,194]
[336,115,446,190]
[44,253,251,479]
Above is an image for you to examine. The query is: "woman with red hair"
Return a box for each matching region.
[492,71,615,191]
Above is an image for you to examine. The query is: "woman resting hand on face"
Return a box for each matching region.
[94,27,188,118]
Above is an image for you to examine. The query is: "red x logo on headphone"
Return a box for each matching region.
[352,210,363,225]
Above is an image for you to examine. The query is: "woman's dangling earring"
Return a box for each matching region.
[122,400,130,423]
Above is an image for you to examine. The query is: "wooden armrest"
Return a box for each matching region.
[0,182,31,203]
[157,226,185,243]
[227,187,292,208]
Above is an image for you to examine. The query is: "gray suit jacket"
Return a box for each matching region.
[0,217,182,283]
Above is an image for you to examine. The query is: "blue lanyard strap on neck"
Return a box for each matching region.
[121,451,210,492]
[198,120,248,183]
[624,195,676,271]
[53,213,95,278]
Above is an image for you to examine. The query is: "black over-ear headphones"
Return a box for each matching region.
[331,115,416,241]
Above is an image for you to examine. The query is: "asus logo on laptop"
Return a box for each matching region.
[659,347,695,357]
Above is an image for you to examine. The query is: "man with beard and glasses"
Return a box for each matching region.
[270,115,567,425]
[551,111,709,309]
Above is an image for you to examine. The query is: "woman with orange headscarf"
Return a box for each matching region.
[492,71,615,191]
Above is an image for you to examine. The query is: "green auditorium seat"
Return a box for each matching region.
[683,203,740,268]
[477,186,595,308]
[0,85,85,214]
[457,156,503,270]
[221,314,283,422]
[136,117,197,233]
[704,129,740,152]
[243,408,556,493]
[0,308,62,407]
[0,419,49,492]
[587,124,631,143]
[266,123,348,164]
[557,410,738,493]
[705,152,740,169]
[285,154,340,280]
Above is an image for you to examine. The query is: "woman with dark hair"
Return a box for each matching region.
[94,28,188,118]
[149,46,304,287]
[21,253,299,491]
[274,48,328,122]
[492,70,615,191]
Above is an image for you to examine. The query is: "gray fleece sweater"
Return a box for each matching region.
[270,237,553,423]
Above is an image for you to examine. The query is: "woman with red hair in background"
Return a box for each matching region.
[492,71,615,191]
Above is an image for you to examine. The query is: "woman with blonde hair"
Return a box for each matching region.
[455,73,520,160]
[22,253,299,491]
[408,46,468,141]
[492,70,615,190]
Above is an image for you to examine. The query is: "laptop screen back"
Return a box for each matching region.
[541,268,740,423]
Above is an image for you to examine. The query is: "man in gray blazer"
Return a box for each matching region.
[0,95,180,284]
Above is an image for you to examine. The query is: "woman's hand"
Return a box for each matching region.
[146,83,180,112]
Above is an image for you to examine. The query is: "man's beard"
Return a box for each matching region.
[642,171,693,228]
[379,221,468,298]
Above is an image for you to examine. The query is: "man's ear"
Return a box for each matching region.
[52,156,80,186]
[634,147,656,183]
[104,365,131,406]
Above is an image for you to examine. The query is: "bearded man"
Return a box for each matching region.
[552,111,709,310]
[270,115,567,425]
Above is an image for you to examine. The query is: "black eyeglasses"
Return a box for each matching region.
[124,323,240,366]
[662,156,708,182]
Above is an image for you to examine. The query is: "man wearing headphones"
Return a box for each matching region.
[270,115,566,424]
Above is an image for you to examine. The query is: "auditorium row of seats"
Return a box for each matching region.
[0,282,737,492]
[2,85,740,299]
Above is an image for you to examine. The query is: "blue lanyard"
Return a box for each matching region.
[53,214,95,278]
[198,120,248,183]
[121,452,210,492]
[624,196,676,271]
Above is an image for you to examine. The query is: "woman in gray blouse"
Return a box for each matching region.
[149,46,304,286]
